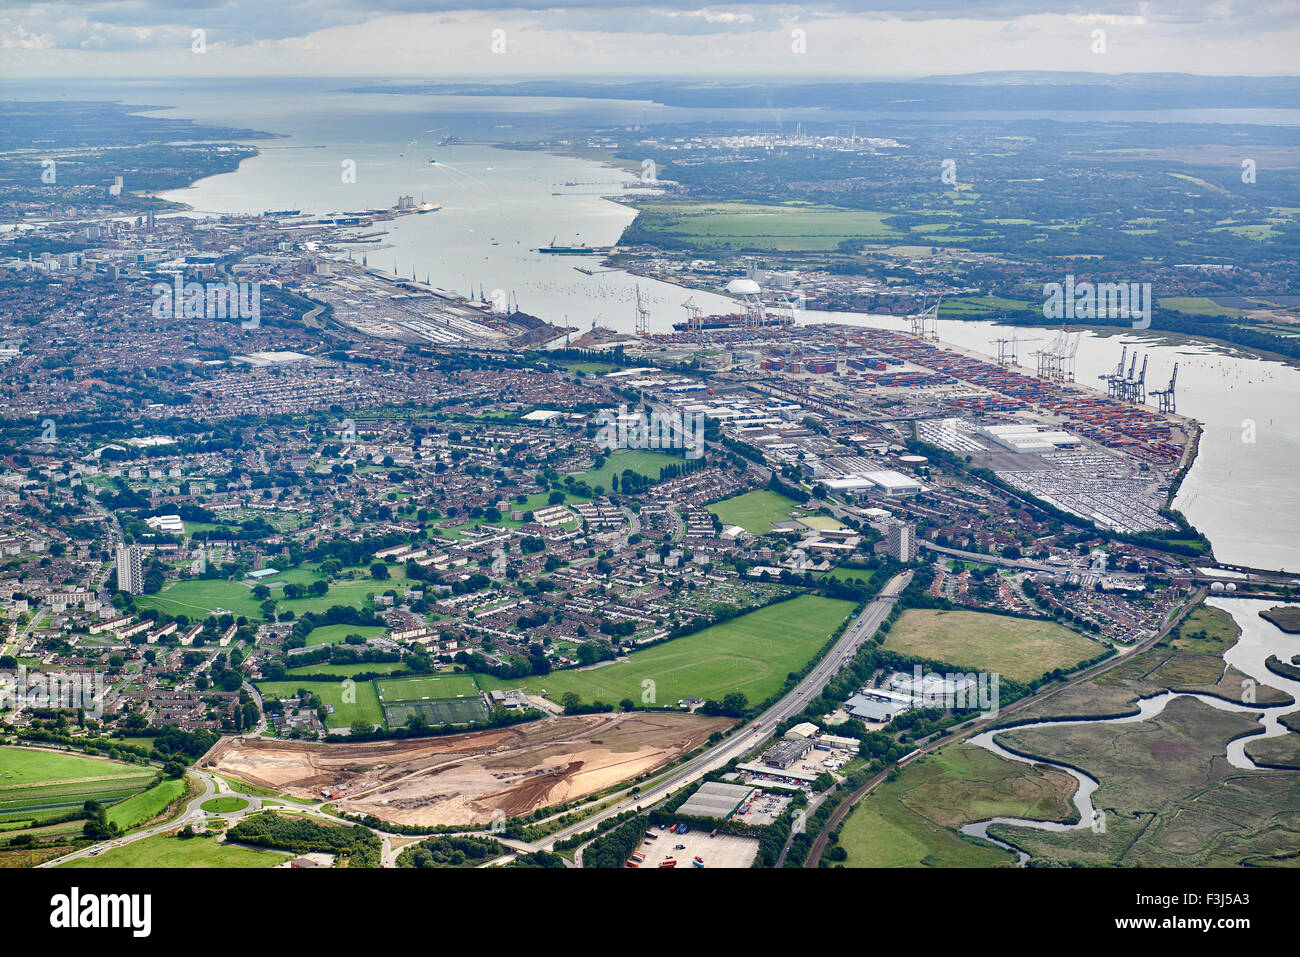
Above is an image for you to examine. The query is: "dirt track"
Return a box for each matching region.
[209,712,729,827]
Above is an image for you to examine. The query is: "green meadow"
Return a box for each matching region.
[478,595,855,706]
[707,489,801,534]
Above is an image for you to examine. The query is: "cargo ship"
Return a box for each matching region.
[672,278,797,332]
[538,237,609,255]
[672,311,794,332]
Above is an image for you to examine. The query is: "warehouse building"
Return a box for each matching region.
[844,689,913,723]
[761,738,814,770]
[815,464,923,499]
[677,782,757,820]
[980,423,1081,454]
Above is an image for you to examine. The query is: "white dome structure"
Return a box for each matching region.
[725,278,762,296]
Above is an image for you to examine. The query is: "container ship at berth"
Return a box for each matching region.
[672,311,794,331]
[672,277,797,331]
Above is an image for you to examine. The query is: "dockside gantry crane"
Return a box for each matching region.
[634,284,650,336]
[909,295,943,340]
[1150,363,1178,413]
[1123,353,1149,404]
[1102,344,1127,398]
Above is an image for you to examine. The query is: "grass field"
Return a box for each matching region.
[451,450,677,524]
[105,777,188,832]
[707,489,801,534]
[628,201,902,251]
[302,624,387,648]
[560,361,619,374]
[377,674,480,700]
[1158,296,1246,317]
[817,566,880,589]
[936,294,1034,317]
[135,579,262,621]
[285,661,408,678]
[575,449,682,495]
[279,568,411,616]
[254,679,385,730]
[214,774,317,805]
[884,609,1099,683]
[138,565,410,623]
[479,595,855,706]
[60,832,289,869]
[0,746,157,820]
[835,744,1071,867]
[201,797,249,813]
[1167,605,1242,655]
[800,515,844,531]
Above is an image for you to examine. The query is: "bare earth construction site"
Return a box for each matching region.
[207,712,730,827]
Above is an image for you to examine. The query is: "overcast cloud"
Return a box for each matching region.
[2,0,1297,76]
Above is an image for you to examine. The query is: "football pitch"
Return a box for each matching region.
[378,674,488,727]
[376,674,481,700]
[383,698,490,727]
[257,672,489,730]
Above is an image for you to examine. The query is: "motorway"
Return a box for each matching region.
[528,569,912,853]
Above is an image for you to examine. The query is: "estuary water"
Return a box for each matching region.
[824,312,1300,574]
[959,598,1300,865]
[7,78,1296,571]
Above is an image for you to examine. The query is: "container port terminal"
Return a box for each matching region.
[620,313,1193,538]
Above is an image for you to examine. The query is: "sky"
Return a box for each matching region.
[2,1,1299,78]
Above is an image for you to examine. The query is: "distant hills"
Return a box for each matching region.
[347,73,1300,113]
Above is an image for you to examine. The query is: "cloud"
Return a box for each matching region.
[1,23,55,49]
[3,1,1297,73]
[535,7,779,36]
[10,0,1288,47]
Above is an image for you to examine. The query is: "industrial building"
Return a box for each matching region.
[761,738,814,769]
[143,513,184,534]
[815,464,924,499]
[888,670,976,699]
[844,688,914,723]
[980,423,1081,454]
[676,781,757,820]
[785,721,820,739]
[734,762,820,785]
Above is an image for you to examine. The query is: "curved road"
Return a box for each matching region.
[39,764,355,868]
